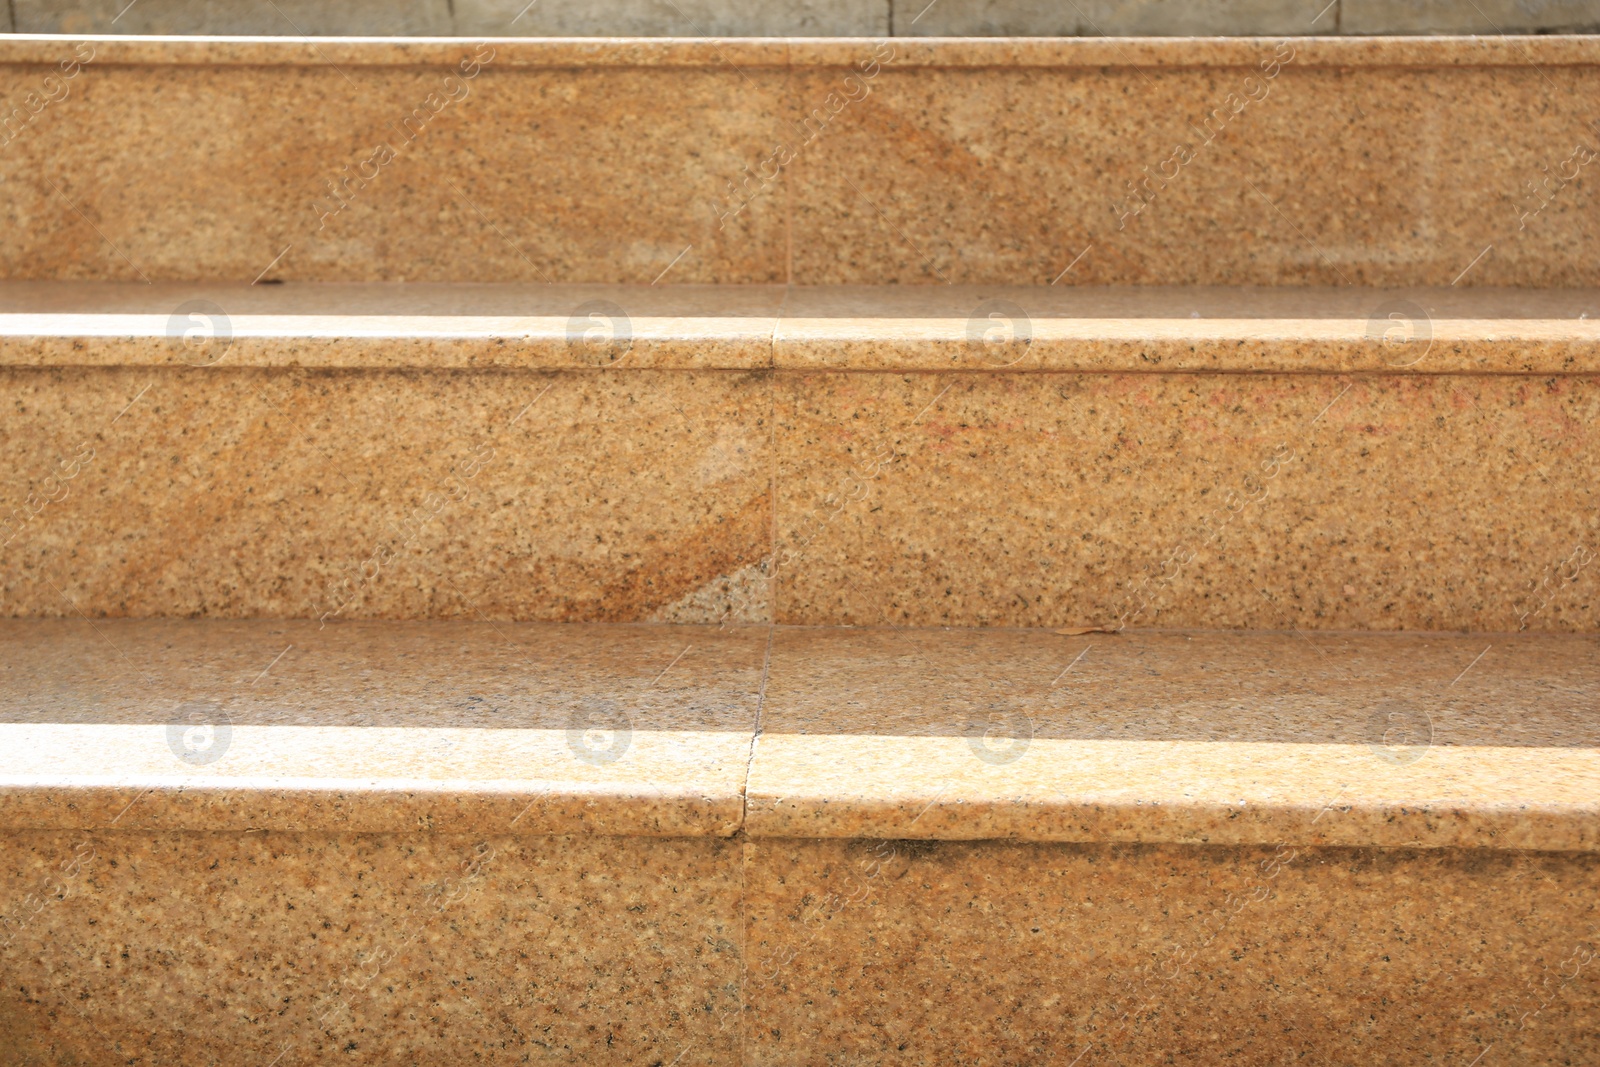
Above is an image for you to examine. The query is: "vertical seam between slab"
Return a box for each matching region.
[769,284,787,622]
[735,623,773,1067]
[742,622,775,825]
[737,827,750,1067]
[784,40,795,287]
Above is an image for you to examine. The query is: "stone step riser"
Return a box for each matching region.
[1,37,1598,288]
[3,830,1595,1067]
[5,364,1598,631]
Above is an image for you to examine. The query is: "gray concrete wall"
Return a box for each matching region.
[1342,0,1600,33]
[896,0,1334,37]
[12,0,453,35]
[8,0,1600,34]
[456,0,888,36]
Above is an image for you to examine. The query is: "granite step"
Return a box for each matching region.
[1,36,1597,289]
[0,618,1596,1064]
[2,280,1597,633]
[1,28,1597,1065]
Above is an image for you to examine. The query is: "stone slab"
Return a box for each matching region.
[3,620,1596,848]
[4,34,1600,67]
[771,284,1600,372]
[743,837,1600,1066]
[746,627,1600,849]
[0,366,772,622]
[0,619,768,835]
[785,54,1600,287]
[0,281,789,370]
[0,45,789,285]
[772,370,1600,631]
[10,1,1600,36]
[4,285,1599,629]
[3,282,1597,374]
[0,830,743,1065]
[0,37,1596,286]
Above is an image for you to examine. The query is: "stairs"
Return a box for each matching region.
[1,29,1598,1067]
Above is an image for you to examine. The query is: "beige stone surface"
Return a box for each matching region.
[0,52,788,285]
[4,292,1599,629]
[773,284,1600,372]
[5,349,1599,630]
[0,281,788,370]
[457,0,889,36]
[895,0,1332,36]
[2,620,1596,849]
[747,628,1600,849]
[6,281,1597,374]
[0,37,1595,285]
[743,837,1600,1066]
[0,366,772,621]
[0,619,766,835]
[2,827,1597,1065]
[773,371,1600,631]
[4,34,1600,68]
[0,830,743,1066]
[787,57,1600,287]
[1345,0,1600,34]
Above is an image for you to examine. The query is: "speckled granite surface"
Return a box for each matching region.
[0,619,765,835]
[749,627,1600,849]
[0,52,790,285]
[2,34,1598,66]
[0,282,787,370]
[774,370,1600,631]
[1,831,1596,1064]
[0,31,1596,1063]
[2,620,1596,847]
[0,37,1596,285]
[0,366,772,622]
[742,838,1600,1066]
[4,284,1600,629]
[4,281,1598,373]
[772,284,1600,372]
[0,620,1596,1063]
[0,830,745,1066]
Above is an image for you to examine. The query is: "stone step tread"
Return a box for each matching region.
[4,33,1600,67]
[2,618,1596,850]
[5,281,1596,371]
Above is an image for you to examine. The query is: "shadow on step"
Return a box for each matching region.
[0,618,1594,748]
